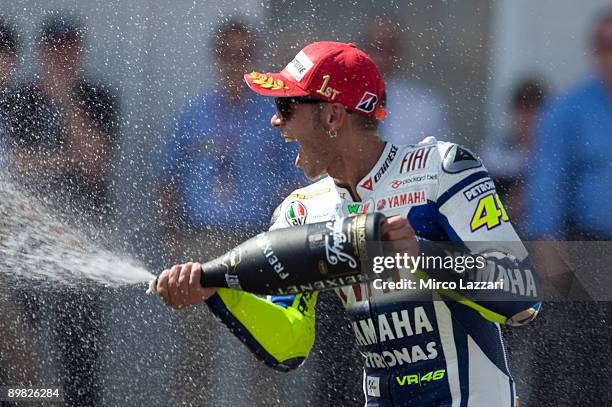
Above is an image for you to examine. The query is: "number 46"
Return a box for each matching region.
[470,193,509,232]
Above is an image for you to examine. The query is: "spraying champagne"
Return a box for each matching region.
[148,213,385,296]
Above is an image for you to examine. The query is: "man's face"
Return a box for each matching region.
[217,31,253,88]
[271,98,335,180]
[363,22,401,76]
[40,37,82,78]
[595,21,612,84]
[511,106,538,145]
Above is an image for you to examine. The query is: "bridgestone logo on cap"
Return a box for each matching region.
[285,51,314,82]
[356,91,379,113]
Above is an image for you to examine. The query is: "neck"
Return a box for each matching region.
[41,73,78,93]
[328,132,385,201]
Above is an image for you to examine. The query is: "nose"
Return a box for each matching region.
[271,113,283,128]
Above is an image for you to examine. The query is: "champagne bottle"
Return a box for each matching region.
[148,213,384,296]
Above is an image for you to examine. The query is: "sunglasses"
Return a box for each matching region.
[274,97,325,121]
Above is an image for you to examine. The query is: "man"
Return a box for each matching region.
[157,20,303,259]
[362,18,450,144]
[156,20,304,404]
[9,13,118,224]
[0,17,18,167]
[524,12,612,240]
[157,42,540,406]
[520,12,612,405]
[0,17,45,388]
[8,14,118,406]
[481,79,546,224]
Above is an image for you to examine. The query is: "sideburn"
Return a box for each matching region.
[311,103,326,130]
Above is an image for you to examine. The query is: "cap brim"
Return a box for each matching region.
[244,71,310,97]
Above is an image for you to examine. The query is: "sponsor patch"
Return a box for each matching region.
[285,50,314,82]
[374,145,399,182]
[359,145,399,192]
[360,177,373,191]
[356,91,379,113]
[463,179,495,201]
[290,187,331,200]
[377,190,426,210]
[346,201,372,216]
[399,146,434,173]
[295,292,314,315]
[389,174,437,189]
[366,376,381,397]
[285,201,308,225]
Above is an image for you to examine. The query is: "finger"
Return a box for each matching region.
[157,269,172,304]
[384,216,409,231]
[173,262,192,309]
[177,263,191,308]
[384,228,414,241]
[167,264,183,307]
[188,262,205,304]
[382,225,414,240]
[380,217,405,238]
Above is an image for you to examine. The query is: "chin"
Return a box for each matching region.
[303,168,328,181]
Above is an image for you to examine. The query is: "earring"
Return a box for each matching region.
[327,129,337,139]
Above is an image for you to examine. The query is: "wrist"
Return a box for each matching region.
[202,287,217,301]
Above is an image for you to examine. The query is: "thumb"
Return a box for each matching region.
[190,262,216,301]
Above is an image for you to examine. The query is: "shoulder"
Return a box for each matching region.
[568,78,602,100]
[391,137,482,175]
[286,177,336,200]
[269,177,336,229]
[433,141,493,204]
[543,78,601,116]
[396,138,487,199]
[436,140,483,175]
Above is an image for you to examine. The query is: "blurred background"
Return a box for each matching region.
[0,0,610,406]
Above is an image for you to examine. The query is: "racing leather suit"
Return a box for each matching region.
[205,138,541,406]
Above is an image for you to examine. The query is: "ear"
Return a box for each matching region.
[322,103,350,131]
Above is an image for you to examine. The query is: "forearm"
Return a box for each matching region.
[416,240,541,324]
[206,288,317,371]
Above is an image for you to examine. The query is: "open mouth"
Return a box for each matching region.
[281,134,301,167]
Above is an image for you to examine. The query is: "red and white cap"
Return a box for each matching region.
[244,41,386,120]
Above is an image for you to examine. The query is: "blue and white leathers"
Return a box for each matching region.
[272,139,538,406]
[208,138,541,406]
